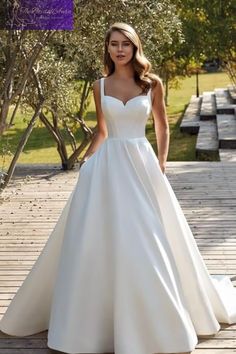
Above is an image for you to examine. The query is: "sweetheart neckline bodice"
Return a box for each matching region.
[101,77,152,108]
[104,94,150,107]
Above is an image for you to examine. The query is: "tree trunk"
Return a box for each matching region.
[0,31,54,136]
[39,111,69,169]
[196,70,199,97]
[0,100,10,134]
[66,134,94,170]
[1,100,44,190]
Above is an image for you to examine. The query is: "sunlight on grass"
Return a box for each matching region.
[167,71,231,115]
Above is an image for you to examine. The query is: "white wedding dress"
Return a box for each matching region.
[1,77,236,354]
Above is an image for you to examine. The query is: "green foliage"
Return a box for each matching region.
[157,0,236,100]
[22,46,78,116]
[173,0,235,63]
[65,0,184,76]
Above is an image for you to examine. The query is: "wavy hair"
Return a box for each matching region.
[102,22,160,94]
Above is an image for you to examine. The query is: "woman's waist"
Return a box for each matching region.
[106,135,148,143]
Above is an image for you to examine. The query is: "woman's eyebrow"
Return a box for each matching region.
[110,40,130,42]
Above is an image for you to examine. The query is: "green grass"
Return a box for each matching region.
[168,70,231,114]
[0,71,231,170]
[0,108,97,170]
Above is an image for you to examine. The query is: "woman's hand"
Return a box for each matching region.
[79,156,89,169]
[79,160,85,169]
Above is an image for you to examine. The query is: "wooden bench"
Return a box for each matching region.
[215,88,236,114]
[200,91,216,120]
[227,85,236,104]
[219,149,236,161]
[217,114,236,149]
[180,95,201,134]
[196,121,219,159]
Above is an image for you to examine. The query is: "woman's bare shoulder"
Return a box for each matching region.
[150,73,163,89]
[92,78,101,91]
[149,74,164,104]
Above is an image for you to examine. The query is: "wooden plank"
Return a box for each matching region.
[0,350,53,354]
[0,338,48,348]
[197,338,236,348]
[196,120,219,159]
[227,85,236,104]
[180,95,201,133]
[192,350,236,353]
[219,149,236,162]
[215,88,236,114]
[217,114,236,148]
[200,91,216,120]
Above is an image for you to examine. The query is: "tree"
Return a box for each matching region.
[173,0,236,85]
[0,0,184,190]
[0,31,55,135]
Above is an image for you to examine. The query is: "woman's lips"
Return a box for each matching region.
[117,55,125,59]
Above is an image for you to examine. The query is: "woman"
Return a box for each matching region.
[1,22,236,354]
[80,24,168,176]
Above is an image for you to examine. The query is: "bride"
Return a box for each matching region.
[1,22,236,354]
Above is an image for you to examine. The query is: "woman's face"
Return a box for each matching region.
[107,30,134,66]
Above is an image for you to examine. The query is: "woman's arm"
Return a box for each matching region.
[79,79,108,168]
[151,77,170,174]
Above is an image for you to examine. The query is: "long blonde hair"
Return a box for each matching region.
[102,22,160,94]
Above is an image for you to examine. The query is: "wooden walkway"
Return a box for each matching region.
[0,162,236,354]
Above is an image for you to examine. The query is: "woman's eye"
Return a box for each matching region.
[111,43,130,46]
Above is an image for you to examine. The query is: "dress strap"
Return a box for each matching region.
[148,85,152,106]
[100,77,104,102]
